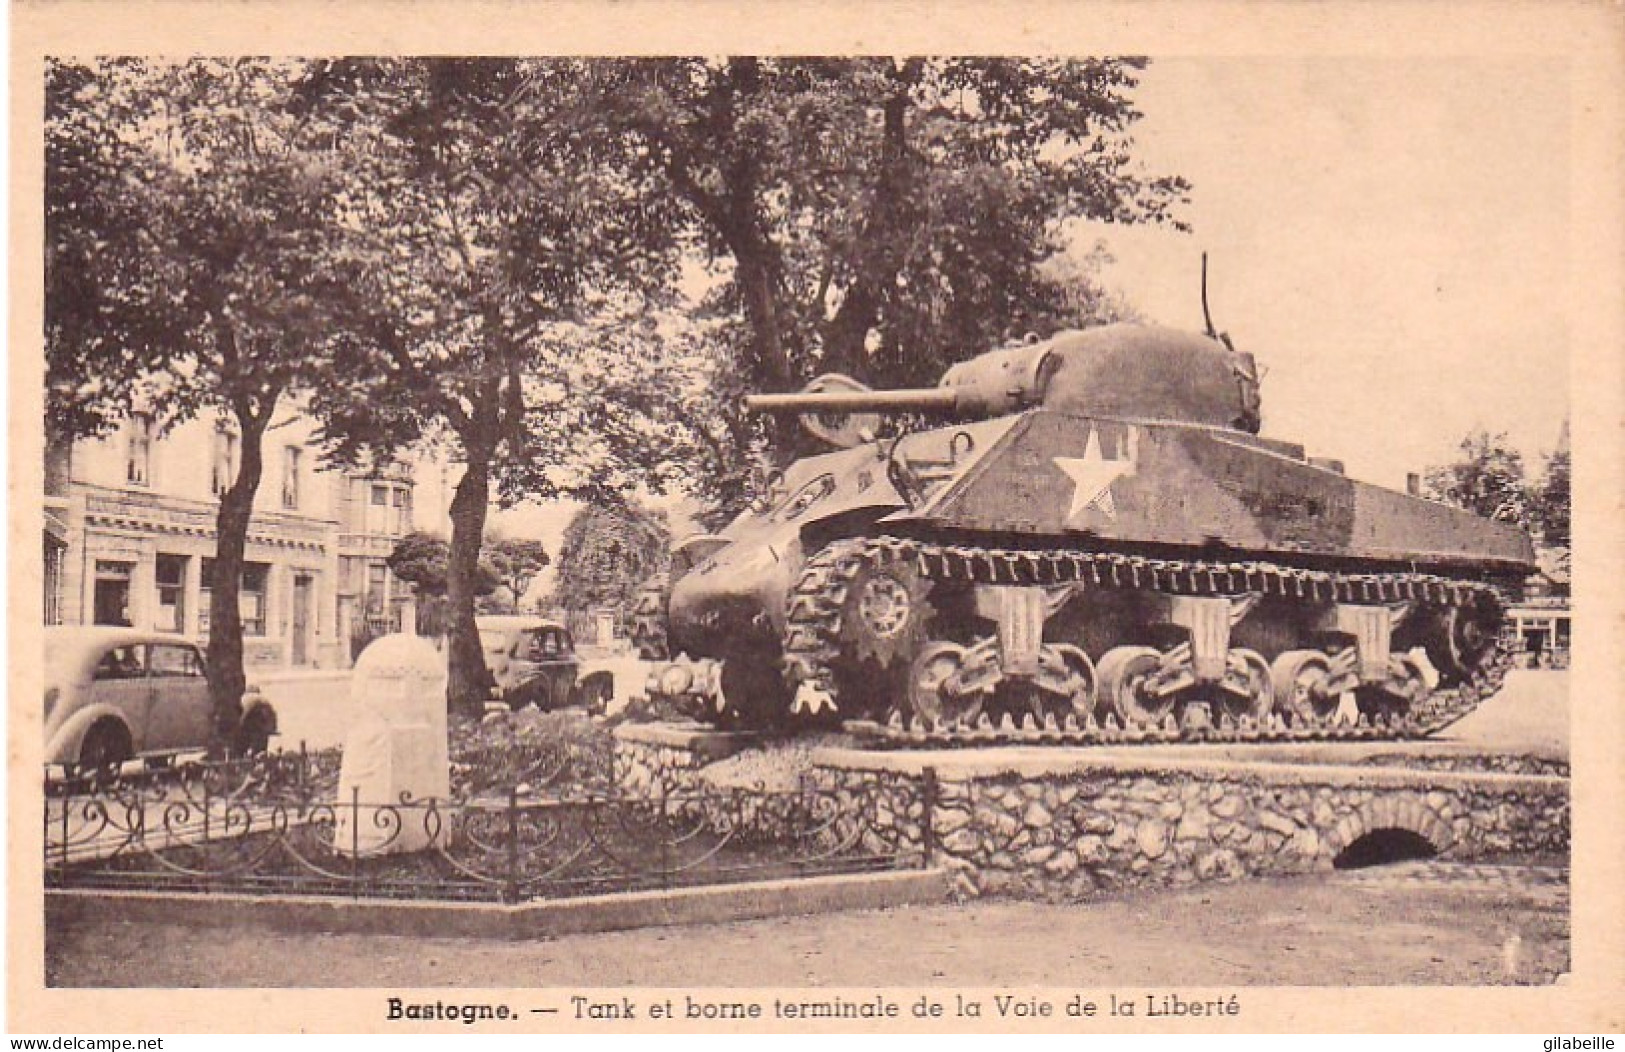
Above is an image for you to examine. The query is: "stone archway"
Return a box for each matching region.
[1332,828,1438,869]
[1322,793,1455,866]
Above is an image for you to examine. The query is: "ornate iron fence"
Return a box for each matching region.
[44,747,931,904]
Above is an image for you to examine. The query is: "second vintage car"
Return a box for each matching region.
[476,615,614,712]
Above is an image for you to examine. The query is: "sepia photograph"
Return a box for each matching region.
[9,0,1623,1037]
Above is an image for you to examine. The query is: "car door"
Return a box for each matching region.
[143,642,213,753]
[87,643,155,751]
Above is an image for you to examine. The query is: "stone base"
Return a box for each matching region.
[810,743,1568,900]
[612,722,768,794]
[613,721,765,760]
[611,722,1568,902]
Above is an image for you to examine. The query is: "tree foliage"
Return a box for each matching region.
[386,531,499,598]
[1423,429,1532,528]
[600,58,1179,387]
[1531,424,1570,548]
[485,536,551,609]
[549,502,670,630]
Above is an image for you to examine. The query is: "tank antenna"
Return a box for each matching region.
[1201,252,1218,339]
[1201,253,1238,354]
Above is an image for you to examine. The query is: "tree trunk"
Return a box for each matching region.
[445,452,495,715]
[206,404,270,757]
[820,69,918,378]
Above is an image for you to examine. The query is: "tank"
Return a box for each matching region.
[632,323,1536,745]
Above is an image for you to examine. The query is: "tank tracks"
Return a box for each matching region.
[783,536,1515,748]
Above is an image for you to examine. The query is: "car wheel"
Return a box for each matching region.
[79,722,132,781]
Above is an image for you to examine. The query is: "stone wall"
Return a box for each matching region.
[816,752,1567,899]
[613,726,1568,901]
[613,723,755,796]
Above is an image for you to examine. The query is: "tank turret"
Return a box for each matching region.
[748,326,1263,447]
[633,322,1532,747]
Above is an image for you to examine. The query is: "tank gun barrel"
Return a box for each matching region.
[745,388,966,415]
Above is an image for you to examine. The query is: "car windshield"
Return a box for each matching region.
[523,630,565,659]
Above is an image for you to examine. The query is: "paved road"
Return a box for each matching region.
[47,860,1569,988]
[257,671,356,752]
[1439,669,1567,755]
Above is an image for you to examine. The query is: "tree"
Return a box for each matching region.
[598,58,1185,457]
[45,61,161,441]
[300,59,683,712]
[1423,429,1533,528]
[1531,421,1571,548]
[46,59,348,751]
[485,536,550,610]
[549,502,670,634]
[386,530,498,638]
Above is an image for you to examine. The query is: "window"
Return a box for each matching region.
[526,629,567,660]
[392,487,412,534]
[149,644,205,678]
[371,484,388,506]
[126,414,152,486]
[241,563,269,637]
[366,563,387,614]
[282,447,302,509]
[211,427,238,496]
[44,538,66,626]
[93,645,146,681]
[155,554,187,633]
[199,559,270,637]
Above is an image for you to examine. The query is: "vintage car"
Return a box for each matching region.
[44,626,279,775]
[476,615,614,711]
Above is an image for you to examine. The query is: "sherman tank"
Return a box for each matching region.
[631,322,1535,746]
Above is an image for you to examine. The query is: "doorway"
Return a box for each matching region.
[93,560,134,625]
[292,573,313,665]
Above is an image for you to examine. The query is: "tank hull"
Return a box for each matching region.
[902,412,1533,571]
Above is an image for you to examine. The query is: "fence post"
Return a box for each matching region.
[56,792,69,878]
[921,766,937,868]
[505,786,520,905]
[350,784,361,898]
[658,780,670,891]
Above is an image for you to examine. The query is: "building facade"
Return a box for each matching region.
[1510,546,1571,669]
[44,407,430,670]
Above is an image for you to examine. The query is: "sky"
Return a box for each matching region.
[491,55,1576,566]
[1074,55,1572,489]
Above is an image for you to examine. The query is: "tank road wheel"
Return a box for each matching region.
[1216,648,1273,723]
[907,642,983,728]
[1354,653,1431,726]
[1270,649,1337,724]
[1055,644,1099,719]
[1097,645,1170,729]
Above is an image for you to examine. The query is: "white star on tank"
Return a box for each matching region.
[1053,427,1139,522]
